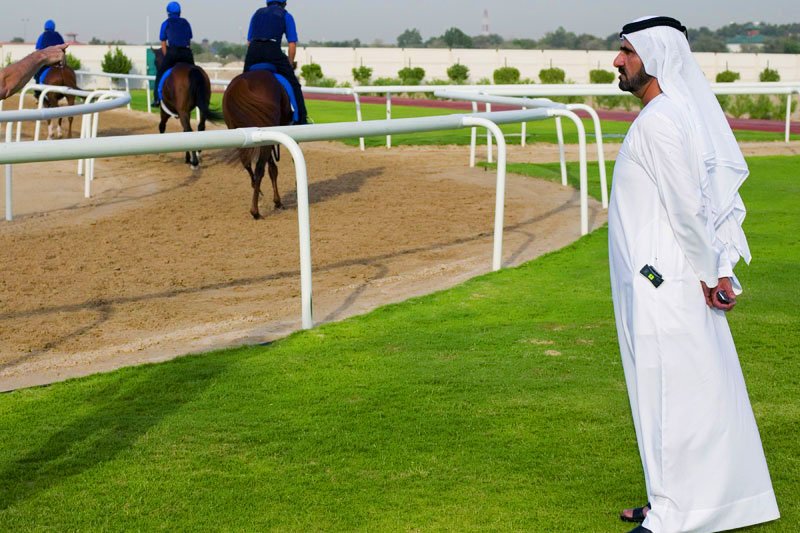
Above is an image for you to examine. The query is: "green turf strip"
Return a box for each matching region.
[0,156,795,531]
[126,89,797,145]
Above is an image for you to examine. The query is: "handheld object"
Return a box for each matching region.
[716,290,732,305]
[640,264,664,288]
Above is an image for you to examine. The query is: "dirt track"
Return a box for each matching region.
[1,102,797,391]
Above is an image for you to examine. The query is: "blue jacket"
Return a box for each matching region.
[160,16,193,47]
[247,4,298,43]
[36,30,65,50]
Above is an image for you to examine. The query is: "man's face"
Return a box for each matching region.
[613,38,653,94]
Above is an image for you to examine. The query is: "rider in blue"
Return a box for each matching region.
[244,0,308,125]
[153,1,195,106]
[34,20,65,83]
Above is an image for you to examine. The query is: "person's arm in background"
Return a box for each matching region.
[0,44,68,100]
[285,11,298,67]
[160,20,168,56]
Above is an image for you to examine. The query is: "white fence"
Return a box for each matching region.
[0,85,131,221]
[0,108,596,330]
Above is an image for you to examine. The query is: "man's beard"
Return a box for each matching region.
[618,64,653,93]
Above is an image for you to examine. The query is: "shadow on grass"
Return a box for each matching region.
[0,355,231,511]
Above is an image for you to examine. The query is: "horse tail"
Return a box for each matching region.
[189,68,224,122]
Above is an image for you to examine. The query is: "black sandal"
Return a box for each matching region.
[627,526,653,533]
[620,502,650,523]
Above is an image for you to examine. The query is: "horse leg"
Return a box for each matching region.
[197,111,207,163]
[179,112,198,168]
[267,148,282,209]
[66,96,75,138]
[158,109,169,134]
[56,117,63,139]
[251,150,270,220]
[47,119,54,140]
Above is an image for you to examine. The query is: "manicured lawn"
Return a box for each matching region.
[0,155,796,531]
[125,89,796,146]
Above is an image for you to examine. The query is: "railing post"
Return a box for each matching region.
[462,116,507,271]
[353,92,365,151]
[386,92,392,149]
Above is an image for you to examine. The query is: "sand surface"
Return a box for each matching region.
[2,98,797,391]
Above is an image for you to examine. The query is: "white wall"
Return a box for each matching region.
[3,44,799,87]
[292,47,800,84]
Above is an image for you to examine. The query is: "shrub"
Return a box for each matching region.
[477,77,492,85]
[716,70,740,83]
[101,47,132,74]
[759,67,780,82]
[589,69,615,84]
[749,95,779,119]
[493,66,520,84]
[539,67,566,84]
[352,65,372,85]
[589,69,621,109]
[728,95,753,118]
[316,78,337,88]
[398,66,425,85]
[446,63,470,84]
[300,63,324,85]
[65,53,82,71]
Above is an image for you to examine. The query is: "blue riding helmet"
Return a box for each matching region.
[166,1,181,16]
[44,20,56,31]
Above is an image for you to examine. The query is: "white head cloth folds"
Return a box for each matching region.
[622,16,752,271]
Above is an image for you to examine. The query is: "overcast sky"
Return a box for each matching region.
[2,1,799,45]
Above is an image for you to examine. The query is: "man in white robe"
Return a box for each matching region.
[608,16,780,533]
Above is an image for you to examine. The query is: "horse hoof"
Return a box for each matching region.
[250,212,261,220]
[191,164,199,171]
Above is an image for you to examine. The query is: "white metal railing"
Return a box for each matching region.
[0,108,591,330]
[1,86,131,220]
[437,90,608,213]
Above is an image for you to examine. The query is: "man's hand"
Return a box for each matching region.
[292,61,298,70]
[701,277,736,312]
[39,44,69,67]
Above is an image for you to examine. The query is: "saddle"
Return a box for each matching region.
[248,63,299,124]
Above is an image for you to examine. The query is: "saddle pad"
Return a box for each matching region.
[157,67,174,102]
[248,63,299,124]
[38,67,52,84]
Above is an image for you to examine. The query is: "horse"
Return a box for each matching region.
[40,65,79,140]
[153,49,221,169]
[222,70,293,219]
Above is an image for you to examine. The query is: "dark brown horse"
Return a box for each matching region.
[41,65,79,139]
[222,70,293,219]
[154,49,221,168]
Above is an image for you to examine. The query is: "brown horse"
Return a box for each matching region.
[41,65,79,139]
[222,70,293,219]
[154,50,221,168]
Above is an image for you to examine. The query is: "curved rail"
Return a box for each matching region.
[1,86,131,221]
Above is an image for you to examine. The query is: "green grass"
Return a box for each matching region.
[0,155,797,530]
[127,89,797,146]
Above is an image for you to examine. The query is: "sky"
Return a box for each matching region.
[1,0,799,45]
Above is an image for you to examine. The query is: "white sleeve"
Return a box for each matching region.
[635,111,719,287]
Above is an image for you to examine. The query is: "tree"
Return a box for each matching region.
[759,67,780,82]
[300,63,324,85]
[442,27,473,49]
[538,27,578,49]
[446,63,470,83]
[397,28,423,48]
[101,47,132,74]
[539,67,566,84]
[689,27,727,53]
[352,65,373,85]
[11,37,24,43]
[472,34,504,49]
[65,53,82,71]
[493,66,520,84]
[398,66,425,85]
